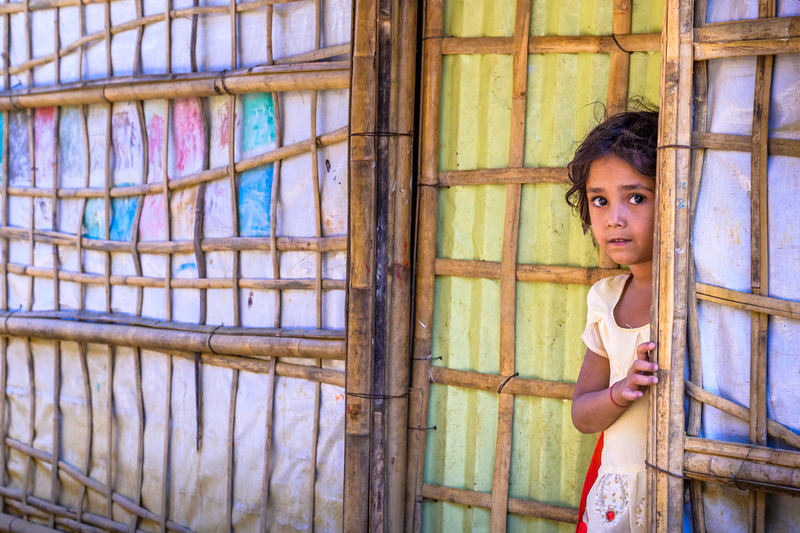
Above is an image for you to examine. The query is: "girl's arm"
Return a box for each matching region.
[571,342,658,434]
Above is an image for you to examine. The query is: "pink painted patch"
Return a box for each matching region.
[112,110,140,171]
[147,115,164,182]
[173,98,204,175]
[214,103,230,149]
[335,394,345,402]
[34,107,56,184]
[139,194,166,241]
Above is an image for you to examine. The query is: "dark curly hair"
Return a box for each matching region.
[565,106,659,231]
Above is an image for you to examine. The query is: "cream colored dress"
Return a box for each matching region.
[580,274,650,532]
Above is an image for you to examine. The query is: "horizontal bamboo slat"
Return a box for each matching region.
[694,16,800,43]
[0,62,349,110]
[440,33,660,55]
[435,258,626,285]
[5,127,347,199]
[694,38,800,60]
[696,282,800,320]
[274,43,350,65]
[0,315,345,359]
[0,228,345,254]
[684,452,800,495]
[438,167,569,186]
[685,437,800,469]
[692,132,800,157]
[421,483,579,524]
[683,380,800,450]
[4,262,346,291]
[429,366,574,399]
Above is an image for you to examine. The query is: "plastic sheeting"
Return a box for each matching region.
[0,0,350,530]
[423,0,662,531]
[693,0,800,530]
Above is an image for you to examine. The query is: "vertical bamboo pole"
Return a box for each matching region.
[259,8,279,531]
[489,0,529,530]
[21,0,35,517]
[0,1,9,514]
[49,6,62,526]
[747,3,773,532]
[600,0,632,269]
[647,0,692,529]
[384,0,417,527]
[161,1,173,531]
[345,0,378,522]
[225,0,240,529]
[686,2,708,531]
[308,0,323,526]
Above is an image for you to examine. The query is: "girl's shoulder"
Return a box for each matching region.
[587,274,630,313]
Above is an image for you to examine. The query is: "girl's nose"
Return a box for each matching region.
[607,205,626,227]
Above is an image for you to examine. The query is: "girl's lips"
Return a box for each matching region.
[608,239,631,246]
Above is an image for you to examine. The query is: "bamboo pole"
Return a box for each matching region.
[0,0,9,516]
[404,0,443,526]
[273,43,350,65]
[384,0,417,526]
[0,65,350,111]
[647,0,693,529]
[438,166,568,186]
[686,1,708,529]
[421,483,579,524]
[694,38,800,60]
[429,366,574,399]
[684,453,800,495]
[695,283,798,320]
[691,132,800,157]
[344,0,381,522]
[694,16,800,42]
[0,315,345,359]
[439,33,661,55]
[685,437,800,469]
[435,257,626,285]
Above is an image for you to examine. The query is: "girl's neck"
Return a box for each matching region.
[626,260,653,291]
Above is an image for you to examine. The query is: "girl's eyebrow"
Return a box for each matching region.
[620,183,654,192]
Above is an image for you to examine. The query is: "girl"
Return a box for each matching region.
[565,110,660,532]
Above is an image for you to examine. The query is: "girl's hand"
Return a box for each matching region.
[613,342,658,406]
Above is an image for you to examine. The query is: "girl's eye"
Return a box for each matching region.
[629,194,646,205]
[590,196,607,207]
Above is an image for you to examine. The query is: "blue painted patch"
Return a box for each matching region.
[176,262,198,274]
[82,199,105,239]
[82,185,139,241]
[238,164,273,237]
[242,93,276,153]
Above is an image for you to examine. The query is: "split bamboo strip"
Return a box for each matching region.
[0,0,298,14]
[3,437,193,533]
[435,257,626,285]
[694,16,800,43]
[648,0,693,528]
[258,358,276,533]
[685,437,800,469]
[440,33,661,55]
[0,0,308,79]
[429,366,574,399]
[160,354,172,533]
[691,131,800,157]
[684,380,800,451]
[694,38,800,60]
[696,283,798,320]
[421,483,579,524]
[0,65,349,111]
[0,228,345,254]
[0,7,7,513]
[384,0,417,525]
[0,316,345,359]
[273,43,350,65]
[437,167,568,186]
[490,0,529,528]
[4,125,346,200]
[2,261,345,290]
[686,2,708,528]
[404,0,443,525]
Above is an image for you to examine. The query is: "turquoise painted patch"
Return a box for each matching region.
[242,93,276,153]
[239,164,273,237]
[83,186,139,241]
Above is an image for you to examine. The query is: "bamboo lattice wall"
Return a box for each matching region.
[0,0,351,529]
[407,0,662,531]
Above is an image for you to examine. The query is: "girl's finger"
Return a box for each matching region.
[628,373,658,387]
[631,359,658,373]
[637,342,656,358]
[620,389,644,402]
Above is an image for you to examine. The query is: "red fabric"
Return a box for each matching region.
[576,432,604,533]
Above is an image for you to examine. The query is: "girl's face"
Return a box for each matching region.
[586,155,655,268]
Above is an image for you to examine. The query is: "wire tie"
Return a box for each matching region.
[611,34,633,54]
[732,443,758,491]
[204,324,223,354]
[497,372,519,393]
[656,144,695,151]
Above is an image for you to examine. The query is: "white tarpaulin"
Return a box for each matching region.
[693,0,800,530]
[0,0,350,529]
